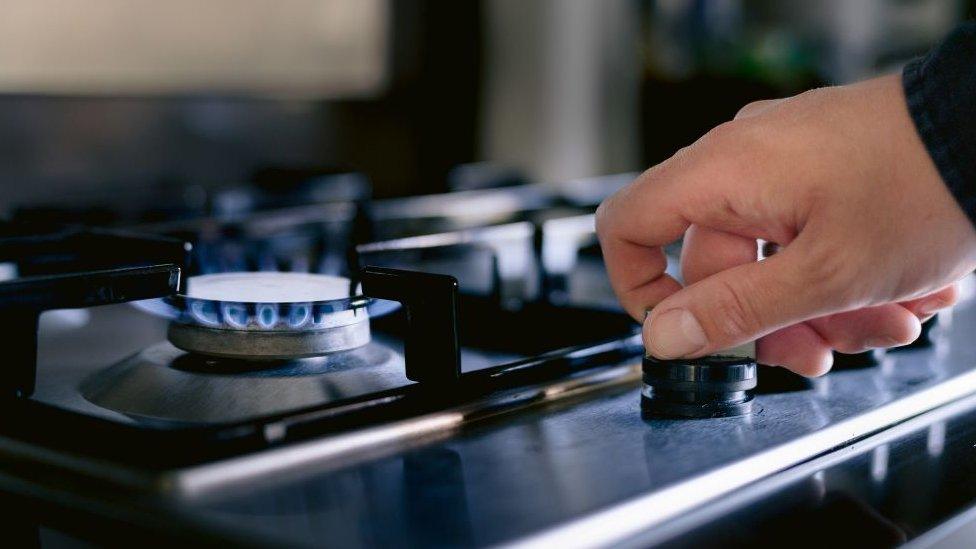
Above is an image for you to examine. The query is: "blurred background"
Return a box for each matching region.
[0,0,972,212]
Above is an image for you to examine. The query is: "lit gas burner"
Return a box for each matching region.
[166,272,370,360]
[82,272,404,424]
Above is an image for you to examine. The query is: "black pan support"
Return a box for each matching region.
[360,265,461,386]
[0,221,580,396]
[0,254,637,466]
[0,266,181,398]
[0,223,186,398]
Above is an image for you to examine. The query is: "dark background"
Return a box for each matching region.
[0,0,973,210]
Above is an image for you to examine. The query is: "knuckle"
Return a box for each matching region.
[696,121,770,177]
[698,120,742,150]
[594,194,626,240]
[595,173,644,239]
[734,100,763,120]
[594,200,611,236]
[794,86,834,104]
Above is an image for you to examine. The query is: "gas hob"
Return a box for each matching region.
[3,173,976,547]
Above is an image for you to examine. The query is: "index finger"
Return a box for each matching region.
[595,164,693,320]
[595,134,742,320]
[595,118,790,321]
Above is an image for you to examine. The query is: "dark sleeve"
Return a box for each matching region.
[903,22,976,227]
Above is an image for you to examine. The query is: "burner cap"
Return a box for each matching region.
[165,272,371,360]
[184,272,353,303]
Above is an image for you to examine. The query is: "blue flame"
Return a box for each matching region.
[256,303,279,329]
[189,299,222,326]
[221,302,249,329]
[287,303,312,328]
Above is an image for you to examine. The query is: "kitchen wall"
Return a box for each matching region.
[0,0,970,212]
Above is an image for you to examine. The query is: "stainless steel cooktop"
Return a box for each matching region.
[3,174,976,547]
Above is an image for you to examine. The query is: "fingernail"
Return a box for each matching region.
[647,308,708,358]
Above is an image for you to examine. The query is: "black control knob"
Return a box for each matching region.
[641,355,757,419]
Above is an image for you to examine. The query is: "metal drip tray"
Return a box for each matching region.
[80,341,405,425]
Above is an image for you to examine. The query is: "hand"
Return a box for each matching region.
[596,74,976,376]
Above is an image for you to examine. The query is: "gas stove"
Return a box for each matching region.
[3,173,976,547]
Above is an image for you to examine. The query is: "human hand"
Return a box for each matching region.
[596,74,976,376]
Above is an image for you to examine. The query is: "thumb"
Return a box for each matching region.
[644,244,837,359]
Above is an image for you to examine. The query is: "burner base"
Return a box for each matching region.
[167,319,370,360]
